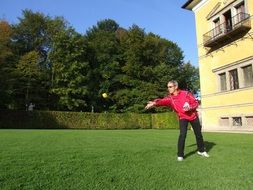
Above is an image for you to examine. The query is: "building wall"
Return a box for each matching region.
[193,0,253,130]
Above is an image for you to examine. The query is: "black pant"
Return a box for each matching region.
[177,117,205,157]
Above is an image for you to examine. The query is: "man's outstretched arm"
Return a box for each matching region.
[145,97,171,109]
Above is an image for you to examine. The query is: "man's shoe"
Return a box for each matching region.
[177,157,184,161]
[197,151,210,157]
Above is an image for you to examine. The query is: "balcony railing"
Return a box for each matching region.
[203,13,251,47]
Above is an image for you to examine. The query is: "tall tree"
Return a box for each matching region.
[0,20,15,108]
[15,51,42,107]
[110,25,185,113]
[49,29,90,110]
[0,21,13,64]
[12,10,66,59]
[177,62,200,93]
[1,13,199,112]
[10,9,68,109]
[86,19,121,112]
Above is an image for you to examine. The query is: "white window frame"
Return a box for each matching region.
[241,64,253,87]
[214,56,253,92]
[209,0,246,32]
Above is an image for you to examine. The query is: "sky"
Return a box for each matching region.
[0,0,199,66]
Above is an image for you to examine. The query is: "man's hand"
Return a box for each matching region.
[145,101,156,109]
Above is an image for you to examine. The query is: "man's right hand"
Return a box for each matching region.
[145,101,155,109]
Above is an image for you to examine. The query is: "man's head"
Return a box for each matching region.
[167,80,179,95]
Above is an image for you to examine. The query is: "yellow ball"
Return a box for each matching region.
[102,93,108,98]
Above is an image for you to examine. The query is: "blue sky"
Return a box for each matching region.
[0,0,198,66]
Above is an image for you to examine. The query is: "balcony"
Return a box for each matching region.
[203,13,251,47]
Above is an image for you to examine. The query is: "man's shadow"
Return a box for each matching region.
[184,141,216,159]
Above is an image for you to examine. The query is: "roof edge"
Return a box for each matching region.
[182,0,202,10]
[182,0,194,9]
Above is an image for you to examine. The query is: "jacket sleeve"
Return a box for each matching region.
[187,92,199,111]
[154,96,171,107]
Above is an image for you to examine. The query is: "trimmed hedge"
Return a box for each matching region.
[0,110,178,129]
[151,112,179,129]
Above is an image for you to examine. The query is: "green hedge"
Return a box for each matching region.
[0,110,178,129]
[151,112,179,129]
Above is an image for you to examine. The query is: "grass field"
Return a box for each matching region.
[0,129,252,190]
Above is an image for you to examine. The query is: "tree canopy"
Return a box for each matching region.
[0,10,199,113]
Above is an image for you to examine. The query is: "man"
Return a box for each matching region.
[145,80,209,161]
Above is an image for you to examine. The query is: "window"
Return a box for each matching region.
[236,2,245,14]
[220,117,229,126]
[242,65,253,87]
[219,73,227,91]
[229,69,239,90]
[214,57,253,92]
[213,18,221,37]
[232,117,242,126]
[245,116,253,126]
[223,10,232,32]
[235,2,245,24]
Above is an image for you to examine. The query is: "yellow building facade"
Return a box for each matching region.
[183,0,253,131]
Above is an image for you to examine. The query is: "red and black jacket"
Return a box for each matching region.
[154,90,199,121]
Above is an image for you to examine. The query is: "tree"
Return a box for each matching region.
[15,51,42,106]
[12,10,66,60]
[86,22,188,113]
[0,20,14,108]
[10,9,69,109]
[0,20,13,64]
[86,19,121,112]
[110,25,186,113]
[177,62,200,93]
[1,13,199,112]
[49,29,90,110]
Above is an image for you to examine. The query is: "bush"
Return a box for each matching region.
[0,110,178,129]
[151,112,179,129]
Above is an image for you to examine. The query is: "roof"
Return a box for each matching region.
[181,0,202,10]
[182,0,194,9]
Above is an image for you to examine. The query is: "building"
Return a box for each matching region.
[182,0,253,131]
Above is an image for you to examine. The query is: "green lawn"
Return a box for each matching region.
[0,129,252,190]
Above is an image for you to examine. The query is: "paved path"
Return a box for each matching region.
[202,129,253,134]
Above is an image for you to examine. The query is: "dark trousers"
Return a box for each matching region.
[177,117,205,157]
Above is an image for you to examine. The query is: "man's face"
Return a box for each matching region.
[167,82,177,94]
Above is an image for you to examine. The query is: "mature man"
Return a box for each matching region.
[145,80,209,161]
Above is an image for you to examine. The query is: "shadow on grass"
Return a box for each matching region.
[184,141,216,159]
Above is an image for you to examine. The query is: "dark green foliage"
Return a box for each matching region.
[177,61,200,93]
[49,29,90,110]
[0,21,15,109]
[11,9,67,60]
[0,110,179,129]
[0,11,200,112]
[0,10,68,110]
